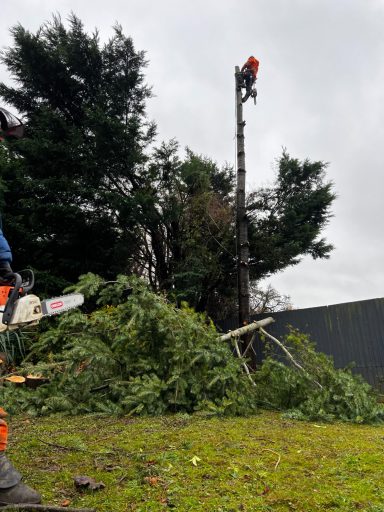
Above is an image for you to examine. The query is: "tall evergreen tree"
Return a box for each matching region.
[132,141,236,315]
[137,146,335,320]
[0,15,155,292]
[247,150,336,280]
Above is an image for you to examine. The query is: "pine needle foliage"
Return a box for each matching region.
[2,274,256,417]
[2,276,383,423]
[253,329,384,423]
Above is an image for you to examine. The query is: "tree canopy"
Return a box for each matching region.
[247,151,335,281]
[0,14,155,292]
[132,144,335,319]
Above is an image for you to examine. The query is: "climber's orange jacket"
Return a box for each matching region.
[241,56,259,78]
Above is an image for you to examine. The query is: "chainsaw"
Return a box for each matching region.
[0,270,84,332]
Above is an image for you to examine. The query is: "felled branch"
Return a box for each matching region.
[37,438,84,452]
[259,327,323,390]
[219,317,323,390]
[219,318,274,386]
[218,317,275,342]
[260,448,281,470]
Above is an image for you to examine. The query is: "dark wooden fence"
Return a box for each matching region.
[219,297,384,391]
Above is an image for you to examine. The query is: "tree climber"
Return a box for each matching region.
[240,56,259,103]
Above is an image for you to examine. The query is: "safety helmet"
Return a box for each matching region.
[0,108,24,139]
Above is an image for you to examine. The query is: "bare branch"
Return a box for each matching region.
[233,336,256,386]
[259,327,323,390]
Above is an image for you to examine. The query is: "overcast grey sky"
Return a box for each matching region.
[1,0,383,309]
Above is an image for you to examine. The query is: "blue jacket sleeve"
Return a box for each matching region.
[0,229,13,265]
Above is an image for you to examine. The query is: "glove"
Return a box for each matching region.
[0,263,13,281]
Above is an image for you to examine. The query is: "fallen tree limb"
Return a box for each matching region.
[259,327,323,390]
[0,505,96,512]
[219,318,274,386]
[219,317,322,391]
[261,448,281,470]
[219,317,275,342]
[37,438,84,452]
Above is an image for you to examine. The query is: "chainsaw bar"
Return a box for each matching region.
[41,293,84,317]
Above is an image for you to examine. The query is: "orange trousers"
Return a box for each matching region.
[0,408,8,451]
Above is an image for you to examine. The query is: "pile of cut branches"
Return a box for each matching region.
[2,274,383,423]
[1,274,256,417]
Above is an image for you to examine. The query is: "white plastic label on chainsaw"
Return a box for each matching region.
[41,293,84,316]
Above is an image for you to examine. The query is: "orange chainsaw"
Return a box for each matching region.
[0,270,83,332]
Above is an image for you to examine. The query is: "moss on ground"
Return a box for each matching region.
[6,411,384,511]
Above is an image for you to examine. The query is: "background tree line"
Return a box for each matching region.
[0,14,336,321]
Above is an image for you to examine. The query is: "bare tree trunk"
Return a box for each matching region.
[235,66,251,358]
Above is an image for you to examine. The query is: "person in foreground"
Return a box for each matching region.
[0,224,41,503]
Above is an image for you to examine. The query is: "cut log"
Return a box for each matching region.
[218,317,275,342]
[4,375,26,385]
[26,374,49,389]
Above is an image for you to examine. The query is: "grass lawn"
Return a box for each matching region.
[6,410,384,511]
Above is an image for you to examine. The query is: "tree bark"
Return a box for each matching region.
[219,317,274,342]
[235,66,250,330]
[235,66,252,363]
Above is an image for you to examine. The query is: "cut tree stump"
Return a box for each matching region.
[25,375,49,389]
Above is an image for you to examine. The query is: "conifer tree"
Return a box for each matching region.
[0,14,155,292]
[137,146,335,320]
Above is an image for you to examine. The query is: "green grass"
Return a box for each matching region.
[6,411,384,511]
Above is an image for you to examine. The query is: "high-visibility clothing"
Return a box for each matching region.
[0,408,37,497]
[0,420,7,452]
[241,56,259,79]
[0,409,8,452]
